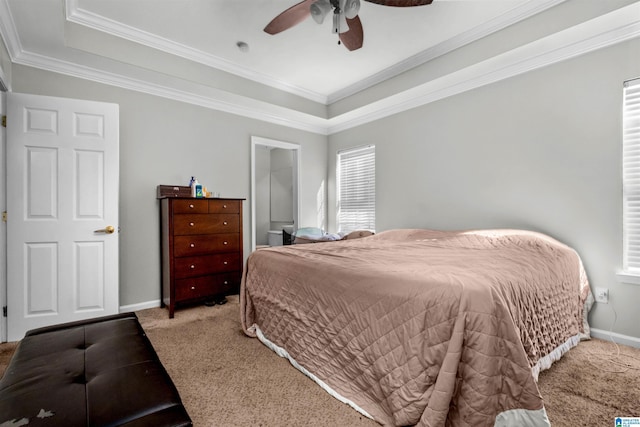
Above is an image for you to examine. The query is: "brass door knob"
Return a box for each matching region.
[94,225,115,234]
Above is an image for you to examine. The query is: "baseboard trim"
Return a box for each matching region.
[119,300,162,313]
[590,328,640,349]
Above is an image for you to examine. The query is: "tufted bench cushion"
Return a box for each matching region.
[0,313,192,427]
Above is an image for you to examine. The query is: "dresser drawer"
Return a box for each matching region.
[171,199,208,214]
[174,234,240,257]
[174,253,241,279]
[174,273,238,302]
[209,199,241,214]
[173,214,239,235]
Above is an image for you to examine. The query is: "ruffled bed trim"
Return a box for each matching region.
[250,323,578,426]
[494,407,551,427]
[531,333,581,381]
[250,324,374,420]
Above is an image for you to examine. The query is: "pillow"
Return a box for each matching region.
[293,227,323,238]
[292,227,324,244]
[343,230,374,240]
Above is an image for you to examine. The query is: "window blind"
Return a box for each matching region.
[337,145,375,233]
[623,78,640,272]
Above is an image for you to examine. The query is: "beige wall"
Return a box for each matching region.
[328,38,640,339]
[11,64,328,307]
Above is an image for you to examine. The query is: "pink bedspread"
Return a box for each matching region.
[240,229,591,426]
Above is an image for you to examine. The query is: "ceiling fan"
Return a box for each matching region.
[264,0,434,51]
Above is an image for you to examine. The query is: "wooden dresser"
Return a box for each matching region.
[160,197,244,318]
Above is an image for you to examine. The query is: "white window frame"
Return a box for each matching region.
[619,78,640,285]
[337,145,375,234]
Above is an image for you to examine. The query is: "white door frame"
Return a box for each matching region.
[251,136,300,252]
[0,90,6,342]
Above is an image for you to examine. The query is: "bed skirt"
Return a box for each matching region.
[250,323,558,427]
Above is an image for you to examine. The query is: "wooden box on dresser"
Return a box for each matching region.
[159,197,244,318]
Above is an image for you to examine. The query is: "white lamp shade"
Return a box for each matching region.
[310,0,332,24]
[343,0,360,19]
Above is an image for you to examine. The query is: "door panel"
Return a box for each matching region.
[27,147,58,218]
[76,150,104,218]
[75,241,105,310]
[26,242,58,314]
[7,93,119,341]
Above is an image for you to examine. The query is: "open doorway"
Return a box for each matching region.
[251,136,300,252]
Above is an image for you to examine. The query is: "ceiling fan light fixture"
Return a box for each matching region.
[310,0,332,24]
[332,10,349,33]
[343,0,360,19]
[264,0,432,51]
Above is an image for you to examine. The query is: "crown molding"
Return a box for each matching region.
[64,0,330,104]
[326,2,640,133]
[326,0,567,104]
[12,48,331,135]
[1,0,639,136]
[65,0,564,106]
[0,0,21,60]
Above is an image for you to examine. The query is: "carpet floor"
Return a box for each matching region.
[1,296,639,426]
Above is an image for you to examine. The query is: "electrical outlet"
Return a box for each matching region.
[595,287,609,304]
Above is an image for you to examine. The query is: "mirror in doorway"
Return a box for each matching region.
[251,137,300,251]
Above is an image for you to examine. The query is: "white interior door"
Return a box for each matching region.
[6,92,119,341]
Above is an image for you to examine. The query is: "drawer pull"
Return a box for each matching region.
[190,243,195,248]
[223,221,228,226]
[224,280,228,285]
[190,264,196,269]
[189,222,195,227]
[189,204,194,209]
[191,286,196,290]
[223,241,228,245]
[223,261,228,265]
[223,204,227,209]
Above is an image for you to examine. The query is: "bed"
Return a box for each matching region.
[240,228,593,426]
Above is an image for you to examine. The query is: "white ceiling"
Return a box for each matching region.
[74,0,537,99]
[6,0,550,101]
[1,0,639,134]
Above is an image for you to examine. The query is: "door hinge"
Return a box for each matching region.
[2,306,6,317]
[2,211,6,223]
[1,115,5,128]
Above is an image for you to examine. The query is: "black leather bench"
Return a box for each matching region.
[0,313,192,426]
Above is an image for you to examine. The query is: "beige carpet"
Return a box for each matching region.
[136,298,375,427]
[2,297,640,426]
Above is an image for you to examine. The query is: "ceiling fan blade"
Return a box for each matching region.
[339,15,364,51]
[364,0,433,6]
[264,0,315,35]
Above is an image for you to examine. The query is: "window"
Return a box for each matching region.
[622,78,640,275]
[337,145,375,233]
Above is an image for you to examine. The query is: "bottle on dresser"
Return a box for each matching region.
[190,176,204,198]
